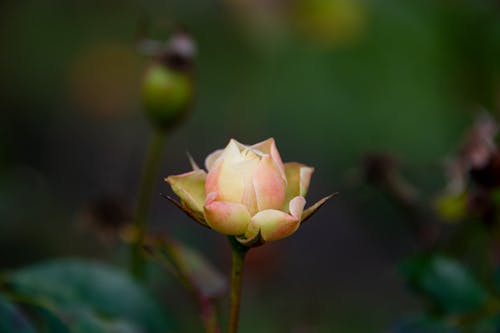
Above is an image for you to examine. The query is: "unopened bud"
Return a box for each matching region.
[141,63,193,130]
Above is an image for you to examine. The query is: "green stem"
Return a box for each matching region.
[227,237,249,333]
[162,240,222,333]
[130,129,167,280]
[200,297,221,333]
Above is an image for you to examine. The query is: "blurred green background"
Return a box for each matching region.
[1,0,499,332]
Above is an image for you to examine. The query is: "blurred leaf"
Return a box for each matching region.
[32,305,71,333]
[401,255,489,314]
[54,307,141,333]
[148,239,227,300]
[34,305,142,333]
[5,259,174,333]
[0,295,37,333]
[464,315,500,333]
[0,295,142,333]
[391,316,458,333]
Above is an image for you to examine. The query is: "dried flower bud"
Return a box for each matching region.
[161,31,197,72]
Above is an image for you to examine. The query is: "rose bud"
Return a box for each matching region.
[141,62,193,131]
[166,138,333,246]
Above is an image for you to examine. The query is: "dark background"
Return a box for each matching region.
[1,0,499,331]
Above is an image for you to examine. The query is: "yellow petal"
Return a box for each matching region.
[284,162,314,208]
[204,149,223,171]
[166,170,207,215]
[250,138,275,154]
[223,139,246,162]
[204,193,251,235]
[206,139,261,205]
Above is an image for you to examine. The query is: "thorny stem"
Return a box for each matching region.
[200,297,221,333]
[227,237,249,333]
[130,130,167,280]
[161,240,222,333]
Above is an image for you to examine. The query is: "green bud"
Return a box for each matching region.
[141,63,192,130]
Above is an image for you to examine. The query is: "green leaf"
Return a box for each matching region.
[55,307,141,333]
[464,315,500,333]
[401,255,489,314]
[148,239,227,299]
[0,295,37,333]
[32,305,71,333]
[5,259,174,333]
[5,299,142,333]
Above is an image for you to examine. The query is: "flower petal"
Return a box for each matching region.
[244,209,300,242]
[206,158,260,206]
[253,155,286,211]
[206,140,243,201]
[204,193,251,235]
[223,139,246,161]
[205,161,222,197]
[205,149,223,171]
[251,138,285,176]
[238,196,306,246]
[301,194,335,224]
[289,196,306,220]
[284,163,314,205]
[166,170,207,215]
[250,138,275,154]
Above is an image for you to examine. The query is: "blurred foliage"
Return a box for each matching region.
[401,255,489,314]
[0,259,174,333]
[0,295,37,333]
[146,238,227,299]
[369,112,500,332]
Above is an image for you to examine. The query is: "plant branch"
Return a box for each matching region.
[159,239,222,333]
[130,129,167,280]
[227,237,249,333]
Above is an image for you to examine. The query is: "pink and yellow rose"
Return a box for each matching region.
[166,138,331,246]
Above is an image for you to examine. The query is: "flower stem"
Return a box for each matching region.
[161,239,222,333]
[130,129,167,280]
[227,237,249,333]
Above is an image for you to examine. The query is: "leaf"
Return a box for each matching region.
[464,315,500,333]
[56,307,141,333]
[0,295,37,333]
[5,259,175,333]
[3,298,142,333]
[401,255,489,314]
[32,305,71,333]
[149,239,227,299]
